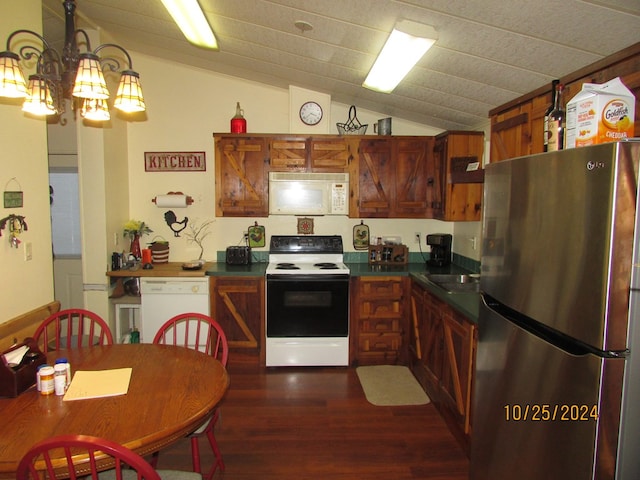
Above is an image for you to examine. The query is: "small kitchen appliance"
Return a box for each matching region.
[225,246,251,265]
[426,233,452,267]
[265,235,350,367]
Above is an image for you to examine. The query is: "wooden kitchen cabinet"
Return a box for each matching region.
[269,137,308,171]
[410,279,477,455]
[269,136,354,172]
[490,43,640,162]
[350,276,409,366]
[309,137,354,171]
[352,137,434,218]
[214,136,268,216]
[210,276,264,360]
[433,131,484,221]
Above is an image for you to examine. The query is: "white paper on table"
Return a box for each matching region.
[63,368,132,401]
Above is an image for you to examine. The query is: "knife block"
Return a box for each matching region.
[0,337,46,397]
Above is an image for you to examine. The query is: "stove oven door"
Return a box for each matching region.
[266,274,349,337]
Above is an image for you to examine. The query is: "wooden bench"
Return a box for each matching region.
[0,301,61,351]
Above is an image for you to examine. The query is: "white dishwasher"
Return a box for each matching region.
[140,277,210,343]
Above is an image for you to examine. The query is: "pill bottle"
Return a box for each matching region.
[54,364,67,396]
[55,357,71,386]
[36,364,50,391]
[39,366,55,395]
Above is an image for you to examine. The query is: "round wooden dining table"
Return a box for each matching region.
[0,343,229,478]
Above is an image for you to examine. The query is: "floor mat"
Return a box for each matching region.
[356,365,430,406]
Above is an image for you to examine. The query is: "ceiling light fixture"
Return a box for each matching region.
[161,0,218,50]
[0,0,145,121]
[363,20,437,94]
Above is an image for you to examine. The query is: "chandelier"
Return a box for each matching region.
[0,0,145,121]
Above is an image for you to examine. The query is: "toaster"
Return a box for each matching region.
[225,246,251,265]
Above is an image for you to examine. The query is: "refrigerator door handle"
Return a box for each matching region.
[482,294,628,358]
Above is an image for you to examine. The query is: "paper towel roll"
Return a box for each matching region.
[154,194,188,208]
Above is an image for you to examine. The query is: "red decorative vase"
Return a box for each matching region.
[130,234,142,259]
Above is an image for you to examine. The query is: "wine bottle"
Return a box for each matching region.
[547,83,565,152]
[543,79,560,152]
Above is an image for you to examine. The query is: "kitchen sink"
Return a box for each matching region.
[416,273,481,294]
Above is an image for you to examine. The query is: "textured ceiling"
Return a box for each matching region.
[42,0,640,131]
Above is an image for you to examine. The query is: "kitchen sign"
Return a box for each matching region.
[144,152,206,172]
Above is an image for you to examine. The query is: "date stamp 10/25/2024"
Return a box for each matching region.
[504,404,599,422]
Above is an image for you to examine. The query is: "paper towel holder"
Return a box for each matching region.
[152,191,194,208]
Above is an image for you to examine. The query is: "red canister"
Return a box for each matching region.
[230,102,246,133]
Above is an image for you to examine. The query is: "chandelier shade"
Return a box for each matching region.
[114,70,146,113]
[72,53,109,99]
[80,98,110,121]
[0,51,28,98]
[0,0,145,120]
[22,75,56,115]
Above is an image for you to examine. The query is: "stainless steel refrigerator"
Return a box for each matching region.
[471,141,640,479]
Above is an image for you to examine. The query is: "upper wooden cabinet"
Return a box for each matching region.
[351,136,434,218]
[309,137,355,172]
[490,42,640,162]
[269,137,307,171]
[214,133,480,219]
[433,131,484,221]
[214,136,268,217]
[269,136,354,172]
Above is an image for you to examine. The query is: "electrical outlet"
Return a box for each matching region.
[24,242,32,261]
[414,232,421,244]
[114,232,119,246]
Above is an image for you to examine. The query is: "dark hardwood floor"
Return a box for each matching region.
[156,359,469,479]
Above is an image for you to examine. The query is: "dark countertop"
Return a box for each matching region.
[205,262,267,276]
[348,262,480,322]
[205,261,479,322]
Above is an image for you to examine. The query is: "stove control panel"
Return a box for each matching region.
[269,235,343,254]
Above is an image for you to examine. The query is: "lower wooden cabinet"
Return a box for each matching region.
[350,276,409,366]
[210,276,264,360]
[410,279,477,455]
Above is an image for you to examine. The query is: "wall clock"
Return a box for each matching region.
[299,101,323,126]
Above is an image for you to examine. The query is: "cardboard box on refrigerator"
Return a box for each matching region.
[565,77,635,148]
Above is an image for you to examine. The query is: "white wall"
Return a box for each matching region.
[0,0,54,324]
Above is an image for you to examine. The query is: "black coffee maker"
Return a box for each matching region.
[426,234,452,267]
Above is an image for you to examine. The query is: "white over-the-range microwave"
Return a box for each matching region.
[268,172,349,215]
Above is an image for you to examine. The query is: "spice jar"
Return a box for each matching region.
[39,366,55,395]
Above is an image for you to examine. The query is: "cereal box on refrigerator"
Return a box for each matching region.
[565,77,635,149]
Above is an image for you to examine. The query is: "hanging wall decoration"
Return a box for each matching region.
[353,220,370,250]
[164,210,188,237]
[248,221,265,248]
[3,178,23,208]
[0,214,28,248]
[297,217,314,235]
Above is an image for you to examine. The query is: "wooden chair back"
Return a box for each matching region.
[33,309,113,353]
[16,434,160,479]
[152,312,228,366]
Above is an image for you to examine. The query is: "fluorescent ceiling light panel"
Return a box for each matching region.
[363,20,437,93]
[161,0,218,49]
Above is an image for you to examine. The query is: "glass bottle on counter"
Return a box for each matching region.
[547,83,565,152]
[543,79,560,152]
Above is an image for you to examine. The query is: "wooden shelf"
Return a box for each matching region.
[368,245,408,265]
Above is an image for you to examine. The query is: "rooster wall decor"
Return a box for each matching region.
[164,210,188,237]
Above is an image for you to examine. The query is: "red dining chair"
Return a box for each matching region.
[16,434,200,479]
[152,312,229,480]
[33,308,113,353]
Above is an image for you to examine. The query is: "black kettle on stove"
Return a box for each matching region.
[426,234,452,267]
